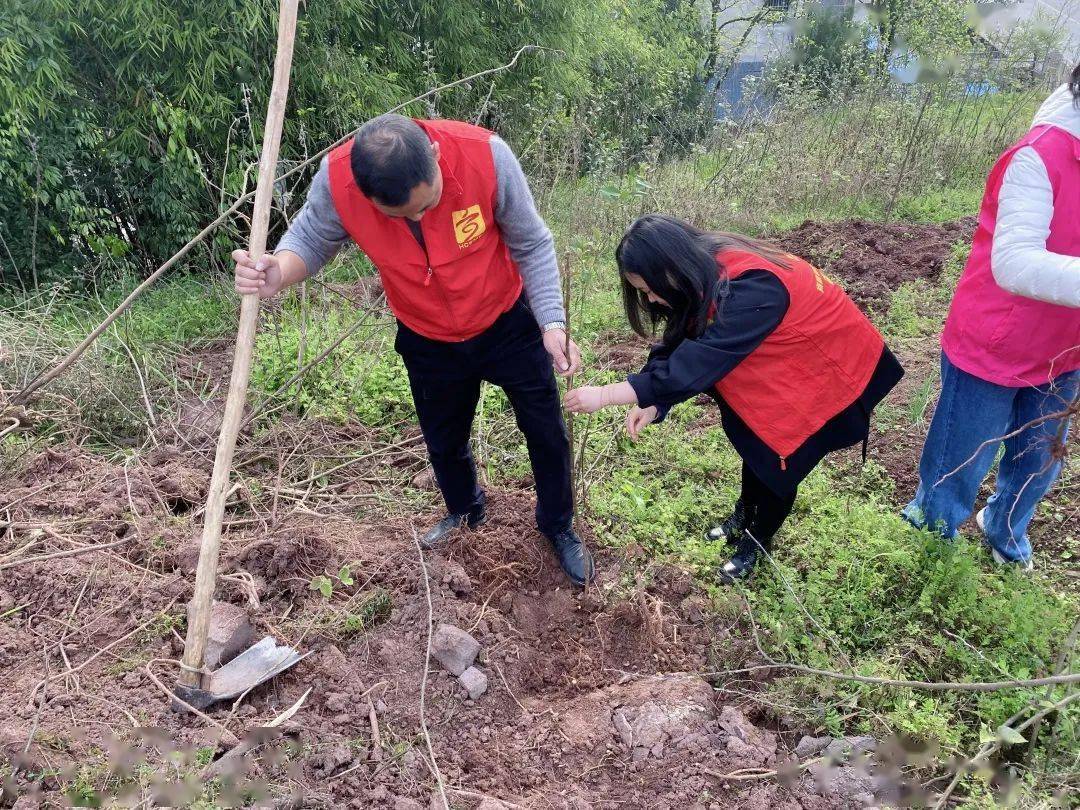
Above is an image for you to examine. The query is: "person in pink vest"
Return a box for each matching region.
[904,66,1080,571]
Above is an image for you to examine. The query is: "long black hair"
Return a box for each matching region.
[1071,62,1080,104]
[616,214,791,348]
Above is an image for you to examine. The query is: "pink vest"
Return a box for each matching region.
[941,124,1080,387]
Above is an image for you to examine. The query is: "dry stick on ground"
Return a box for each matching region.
[700,756,825,784]
[0,536,136,571]
[931,690,1080,809]
[10,45,551,408]
[25,595,182,711]
[412,526,451,810]
[740,603,1080,693]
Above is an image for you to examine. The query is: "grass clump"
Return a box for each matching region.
[249,306,413,426]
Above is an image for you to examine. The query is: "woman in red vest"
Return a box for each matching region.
[565,215,903,583]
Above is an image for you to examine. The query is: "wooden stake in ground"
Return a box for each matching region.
[561,252,577,513]
[177,0,300,693]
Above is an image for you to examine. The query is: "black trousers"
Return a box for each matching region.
[395,296,574,536]
[740,460,797,541]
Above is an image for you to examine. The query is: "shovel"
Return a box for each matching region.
[173,0,303,712]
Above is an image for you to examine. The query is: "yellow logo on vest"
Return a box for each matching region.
[452,205,486,248]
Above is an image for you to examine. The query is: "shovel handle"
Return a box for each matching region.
[178,0,301,690]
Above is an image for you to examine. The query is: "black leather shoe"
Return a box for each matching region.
[705,499,746,544]
[549,528,596,587]
[420,506,486,550]
[718,530,771,585]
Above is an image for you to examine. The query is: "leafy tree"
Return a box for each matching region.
[0,0,706,287]
[773,2,870,92]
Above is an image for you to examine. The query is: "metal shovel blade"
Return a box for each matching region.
[173,636,308,712]
[208,635,308,700]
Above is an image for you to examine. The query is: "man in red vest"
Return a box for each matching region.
[233,114,594,586]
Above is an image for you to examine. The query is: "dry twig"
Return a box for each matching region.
[412,526,450,810]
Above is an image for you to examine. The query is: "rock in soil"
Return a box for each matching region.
[458,666,488,700]
[803,761,879,805]
[197,600,256,669]
[430,623,480,676]
[794,735,834,759]
[824,735,876,762]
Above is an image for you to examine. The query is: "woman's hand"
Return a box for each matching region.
[564,386,607,414]
[625,405,658,440]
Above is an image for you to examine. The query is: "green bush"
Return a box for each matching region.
[249,307,413,426]
[0,0,705,286]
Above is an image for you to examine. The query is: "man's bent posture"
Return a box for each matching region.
[233,115,595,586]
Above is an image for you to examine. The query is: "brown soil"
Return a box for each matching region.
[1,445,848,809]
[772,218,976,313]
[5,216,1069,807]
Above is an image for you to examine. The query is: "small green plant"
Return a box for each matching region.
[338,589,393,639]
[309,565,355,599]
[907,371,937,425]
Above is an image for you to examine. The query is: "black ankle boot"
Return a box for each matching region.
[420,504,486,550]
[718,530,771,585]
[549,528,596,587]
[705,499,746,544]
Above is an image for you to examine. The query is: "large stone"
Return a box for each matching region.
[823,735,876,762]
[459,666,488,700]
[611,679,717,762]
[196,601,256,669]
[430,624,480,676]
[794,735,834,759]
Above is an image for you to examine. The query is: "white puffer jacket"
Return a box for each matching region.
[991,84,1080,308]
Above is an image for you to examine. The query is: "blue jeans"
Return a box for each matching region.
[903,352,1079,562]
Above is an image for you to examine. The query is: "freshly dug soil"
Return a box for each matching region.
[1,445,854,809]
[772,218,976,313]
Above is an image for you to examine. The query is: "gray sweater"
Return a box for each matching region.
[276,136,565,327]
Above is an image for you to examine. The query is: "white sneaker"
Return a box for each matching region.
[976,508,1034,572]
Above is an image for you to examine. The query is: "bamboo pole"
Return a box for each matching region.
[177,0,300,692]
[561,253,576,514]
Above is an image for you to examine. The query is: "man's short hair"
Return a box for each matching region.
[351,114,437,207]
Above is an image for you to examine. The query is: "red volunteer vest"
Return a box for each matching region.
[327,119,523,341]
[713,250,884,462]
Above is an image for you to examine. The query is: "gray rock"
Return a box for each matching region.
[716,706,777,765]
[459,666,488,700]
[612,691,715,762]
[794,735,834,759]
[804,762,877,803]
[394,799,423,810]
[431,624,480,676]
[477,799,509,810]
[824,735,876,762]
[194,601,256,669]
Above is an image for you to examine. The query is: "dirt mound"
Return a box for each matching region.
[1,455,858,809]
[772,218,976,312]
